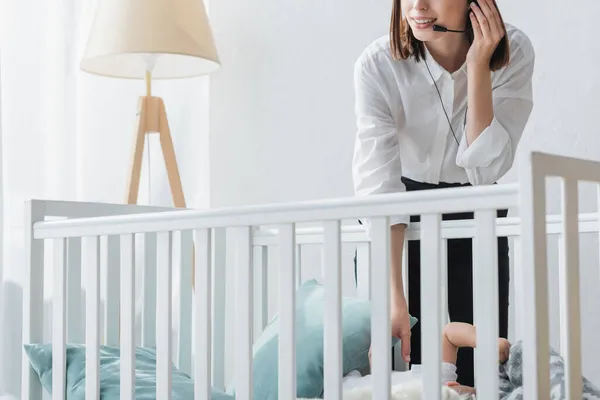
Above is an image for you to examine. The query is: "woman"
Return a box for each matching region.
[352,0,534,386]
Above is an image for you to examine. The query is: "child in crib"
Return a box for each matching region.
[342,322,511,398]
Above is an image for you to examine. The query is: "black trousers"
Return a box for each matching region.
[354,177,510,387]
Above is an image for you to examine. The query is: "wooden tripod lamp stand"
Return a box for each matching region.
[80,0,220,208]
[125,75,188,208]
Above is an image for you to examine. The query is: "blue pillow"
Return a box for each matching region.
[23,343,233,400]
[228,279,417,399]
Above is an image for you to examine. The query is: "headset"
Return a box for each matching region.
[423,0,476,147]
[432,0,475,35]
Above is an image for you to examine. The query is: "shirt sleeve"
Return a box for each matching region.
[455,33,535,185]
[352,58,409,227]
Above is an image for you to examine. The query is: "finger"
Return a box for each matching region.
[400,331,411,362]
[470,3,489,36]
[490,0,504,29]
[479,0,498,35]
[477,0,500,37]
[482,0,505,40]
[469,12,482,39]
[484,0,503,28]
[478,0,496,22]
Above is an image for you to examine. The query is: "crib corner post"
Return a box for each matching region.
[518,152,550,400]
[21,199,46,399]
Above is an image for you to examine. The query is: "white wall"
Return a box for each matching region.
[208,0,600,386]
[0,1,211,396]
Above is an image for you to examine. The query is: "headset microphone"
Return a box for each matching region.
[432,24,465,33]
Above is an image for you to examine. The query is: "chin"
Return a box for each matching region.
[411,30,439,42]
[411,31,431,41]
[407,22,439,42]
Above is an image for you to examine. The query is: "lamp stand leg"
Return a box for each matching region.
[126,97,148,205]
[157,99,187,209]
[125,96,197,293]
[126,96,187,208]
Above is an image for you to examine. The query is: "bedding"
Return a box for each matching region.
[341,363,458,392]
[227,279,418,400]
[499,340,600,399]
[296,380,470,400]
[24,343,233,399]
[299,340,600,400]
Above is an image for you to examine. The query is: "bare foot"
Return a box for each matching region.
[499,338,511,363]
[445,381,476,395]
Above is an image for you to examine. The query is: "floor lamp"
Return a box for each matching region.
[80,0,220,209]
[80,0,220,292]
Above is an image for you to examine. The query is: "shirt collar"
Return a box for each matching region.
[418,45,468,84]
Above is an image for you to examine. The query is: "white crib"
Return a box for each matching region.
[15,150,600,399]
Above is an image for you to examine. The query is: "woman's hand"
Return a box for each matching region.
[390,297,412,363]
[368,296,412,368]
[466,0,505,67]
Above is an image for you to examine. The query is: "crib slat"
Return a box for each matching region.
[369,217,391,400]
[52,238,67,400]
[157,231,173,400]
[323,220,342,400]
[597,184,600,399]
[194,229,212,400]
[67,237,83,343]
[212,227,227,389]
[102,235,120,346]
[402,235,408,299]
[512,237,523,341]
[559,179,582,400]
[143,232,157,348]
[295,244,302,289]
[393,236,409,372]
[474,210,499,399]
[355,243,370,300]
[84,235,101,399]
[279,224,296,400]
[178,230,194,376]
[236,226,253,400]
[120,234,136,400]
[253,246,269,341]
[519,156,550,400]
[440,239,448,326]
[420,213,442,400]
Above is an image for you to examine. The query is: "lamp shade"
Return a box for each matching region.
[80,0,220,79]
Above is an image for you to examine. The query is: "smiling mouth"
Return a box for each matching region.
[411,18,437,28]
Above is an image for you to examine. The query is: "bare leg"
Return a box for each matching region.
[442,322,477,365]
[442,322,510,396]
[442,322,510,365]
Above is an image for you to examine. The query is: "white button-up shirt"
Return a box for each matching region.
[352,23,535,226]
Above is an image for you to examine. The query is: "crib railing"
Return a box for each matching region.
[20,151,600,400]
[253,212,600,325]
[20,200,185,400]
[518,151,600,400]
[26,182,518,400]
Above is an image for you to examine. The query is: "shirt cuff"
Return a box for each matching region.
[361,214,410,239]
[455,117,510,169]
[389,215,410,227]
